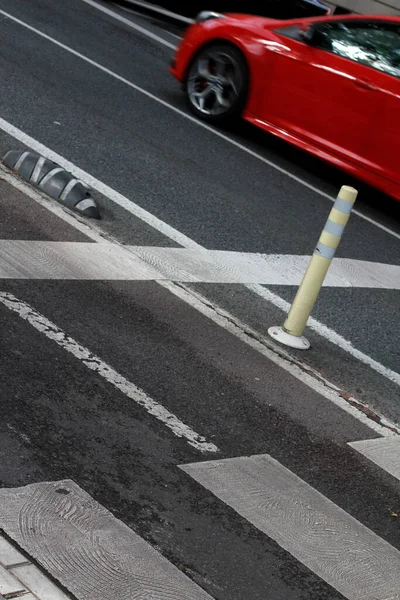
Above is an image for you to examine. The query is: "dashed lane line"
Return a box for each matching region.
[0,291,219,454]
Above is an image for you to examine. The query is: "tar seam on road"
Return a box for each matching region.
[0,292,219,453]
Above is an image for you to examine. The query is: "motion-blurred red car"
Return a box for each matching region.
[170,12,400,201]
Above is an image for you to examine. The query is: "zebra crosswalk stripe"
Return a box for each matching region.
[349,436,400,482]
[0,480,214,600]
[180,454,400,600]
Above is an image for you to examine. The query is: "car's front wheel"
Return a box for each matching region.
[185,43,249,123]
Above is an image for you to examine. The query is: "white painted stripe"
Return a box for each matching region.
[80,0,177,49]
[1,161,399,434]
[3,175,398,435]
[0,480,214,600]
[0,118,199,250]
[181,454,400,600]
[247,283,400,388]
[0,7,399,243]
[0,292,218,453]
[30,155,46,184]
[0,242,399,289]
[0,241,165,280]
[59,178,80,201]
[349,436,400,482]
[106,0,194,24]
[37,167,64,187]
[13,150,31,171]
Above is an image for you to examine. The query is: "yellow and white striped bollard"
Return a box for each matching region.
[268,185,358,350]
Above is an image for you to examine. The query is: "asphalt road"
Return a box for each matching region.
[0,2,399,599]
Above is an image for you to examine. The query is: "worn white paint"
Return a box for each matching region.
[181,454,400,600]
[0,292,218,453]
[0,481,215,600]
[0,241,399,289]
[349,436,400,482]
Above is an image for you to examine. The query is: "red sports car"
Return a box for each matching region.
[170,12,400,201]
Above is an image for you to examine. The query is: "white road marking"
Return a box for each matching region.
[79,0,177,49]
[161,281,400,431]
[115,1,184,38]
[0,119,198,249]
[181,454,400,600]
[111,0,193,24]
[349,436,400,482]
[1,168,399,432]
[2,168,400,435]
[0,480,215,600]
[248,283,400,386]
[0,292,218,453]
[0,241,399,289]
[1,7,399,242]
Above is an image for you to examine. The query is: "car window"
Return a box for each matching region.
[315,21,400,78]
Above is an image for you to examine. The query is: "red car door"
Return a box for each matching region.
[258,20,380,168]
[354,27,400,187]
[366,75,400,187]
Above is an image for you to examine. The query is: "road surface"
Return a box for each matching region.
[0,2,399,599]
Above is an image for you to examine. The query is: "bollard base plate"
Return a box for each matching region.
[268,326,310,350]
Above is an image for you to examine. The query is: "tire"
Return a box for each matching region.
[185,43,249,124]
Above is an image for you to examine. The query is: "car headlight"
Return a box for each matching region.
[195,11,225,23]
